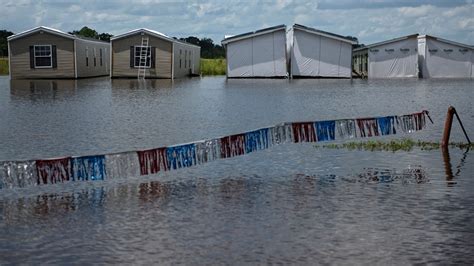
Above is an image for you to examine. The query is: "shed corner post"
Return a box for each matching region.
[7,41,12,80]
[73,39,78,79]
[171,42,175,80]
[225,43,228,79]
[109,41,113,78]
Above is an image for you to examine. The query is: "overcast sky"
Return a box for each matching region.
[2,0,473,45]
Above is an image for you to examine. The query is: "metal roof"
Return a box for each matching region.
[353,34,419,52]
[221,25,286,45]
[292,24,358,44]
[111,28,200,49]
[418,35,474,50]
[7,26,76,41]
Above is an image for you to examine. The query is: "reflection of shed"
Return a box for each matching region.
[221,25,288,78]
[7,26,110,79]
[418,35,474,78]
[353,34,419,78]
[290,24,357,78]
[111,28,201,79]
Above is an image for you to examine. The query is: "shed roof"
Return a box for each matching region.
[354,34,419,52]
[418,35,474,50]
[111,28,200,49]
[7,26,109,44]
[292,24,358,45]
[221,25,286,45]
[7,26,76,41]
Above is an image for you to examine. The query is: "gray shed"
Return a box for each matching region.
[7,26,110,79]
[110,28,201,79]
[290,24,357,78]
[222,25,288,78]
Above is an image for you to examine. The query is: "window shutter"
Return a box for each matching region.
[29,46,34,69]
[52,45,57,68]
[151,47,156,69]
[130,46,134,68]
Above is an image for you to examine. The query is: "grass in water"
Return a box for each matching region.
[0,57,8,75]
[200,58,226,76]
[315,138,473,152]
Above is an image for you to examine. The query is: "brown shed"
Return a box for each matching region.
[110,28,200,79]
[7,26,110,79]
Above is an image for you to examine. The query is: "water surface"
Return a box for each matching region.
[0,77,473,264]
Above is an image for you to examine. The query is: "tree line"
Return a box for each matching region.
[0,26,225,59]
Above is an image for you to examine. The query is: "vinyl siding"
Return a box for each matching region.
[173,42,201,78]
[75,39,110,78]
[9,32,75,79]
[111,34,172,78]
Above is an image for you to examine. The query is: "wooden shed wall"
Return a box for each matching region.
[111,34,172,78]
[9,32,75,79]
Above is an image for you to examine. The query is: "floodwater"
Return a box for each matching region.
[0,76,473,264]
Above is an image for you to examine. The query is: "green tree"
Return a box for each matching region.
[0,30,14,57]
[98,33,113,42]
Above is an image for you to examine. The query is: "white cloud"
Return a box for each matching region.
[0,0,473,45]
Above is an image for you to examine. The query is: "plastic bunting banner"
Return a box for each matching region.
[137,148,168,175]
[292,122,317,143]
[36,157,71,185]
[221,134,246,158]
[166,144,196,170]
[245,128,270,153]
[315,121,336,141]
[0,110,432,189]
[71,155,107,181]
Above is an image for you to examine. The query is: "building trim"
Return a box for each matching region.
[293,24,358,45]
[221,25,287,45]
[354,34,419,52]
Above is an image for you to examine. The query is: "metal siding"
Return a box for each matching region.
[75,39,110,78]
[112,34,172,78]
[9,32,75,79]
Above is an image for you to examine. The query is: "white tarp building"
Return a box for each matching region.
[418,35,474,78]
[353,34,419,78]
[221,25,287,78]
[290,24,357,78]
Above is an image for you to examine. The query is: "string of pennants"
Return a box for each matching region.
[0,111,432,189]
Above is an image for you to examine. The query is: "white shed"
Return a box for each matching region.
[353,34,419,78]
[221,25,287,78]
[290,24,357,78]
[418,35,473,78]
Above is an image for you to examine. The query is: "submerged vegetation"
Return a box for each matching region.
[0,57,8,75]
[200,58,226,76]
[314,138,473,152]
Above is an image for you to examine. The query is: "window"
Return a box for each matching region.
[93,48,97,67]
[86,47,89,67]
[179,49,182,68]
[34,45,52,68]
[100,48,103,66]
[134,46,151,68]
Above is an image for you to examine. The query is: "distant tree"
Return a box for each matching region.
[0,30,14,57]
[98,33,113,42]
[180,36,200,46]
[69,26,113,42]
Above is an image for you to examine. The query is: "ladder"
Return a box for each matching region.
[137,36,149,79]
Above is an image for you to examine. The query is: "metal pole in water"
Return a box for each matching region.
[441,106,472,148]
[441,106,455,148]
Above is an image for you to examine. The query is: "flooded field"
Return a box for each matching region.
[0,76,473,264]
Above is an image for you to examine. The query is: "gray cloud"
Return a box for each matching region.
[1,0,473,45]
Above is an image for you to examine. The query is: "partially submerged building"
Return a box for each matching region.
[290,24,357,78]
[7,26,110,79]
[110,28,201,79]
[353,34,419,78]
[418,35,474,78]
[221,25,288,78]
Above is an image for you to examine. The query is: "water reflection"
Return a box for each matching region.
[10,79,78,101]
[442,147,470,186]
[111,78,174,90]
